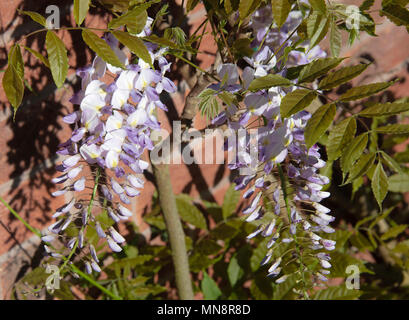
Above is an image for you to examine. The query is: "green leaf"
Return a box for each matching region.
[23,46,50,68]
[18,10,46,26]
[381,224,408,240]
[111,30,152,66]
[305,103,336,149]
[8,45,24,79]
[198,88,219,119]
[82,29,124,69]
[359,102,409,117]
[309,0,327,14]
[340,133,368,176]
[227,255,243,287]
[108,2,156,33]
[307,11,330,49]
[271,0,292,28]
[360,0,375,11]
[298,58,344,83]
[239,0,255,21]
[318,64,369,90]
[74,0,90,25]
[195,239,222,255]
[376,124,409,134]
[247,74,293,91]
[187,0,200,12]
[176,195,207,230]
[45,31,68,88]
[339,82,394,101]
[326,117,357,161]
[380,151,404,174]
[345,152,376,184]
[3,55,24,112]
[143,35,179,49]
[280,89,317,118]
[381,4,409,26]
[201,271,222,300]
[372,162,388,210]
[222,184,240,220]
[388,173,409,192]
[250,238,269,271]
[312,286,362,300]
[329,18,342,57]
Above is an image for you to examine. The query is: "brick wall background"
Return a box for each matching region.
[0,0,408,299]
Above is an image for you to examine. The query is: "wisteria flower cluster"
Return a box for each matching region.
[42,20,176,274]
[209,7,335,285]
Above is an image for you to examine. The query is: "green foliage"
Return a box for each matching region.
[222,184,240,220]
[198,88,220,120]
[3,45,24,114]
[247,74,293,91]
[176,194,208,230]
[372,162,389,209]
[339,82,394,101]
[326,117,357,161]
[73,0,90,26]
[45,31,68,88]
[271,0,292,28]
[111,30,152,66]
[318,64,369,90]
[280,89,317,118]
[18,10,46,27]
[202,271,222,299]
[298,58,344,83]
[340,133,368,178]
[304,103,336,149]
[312,286,362,300]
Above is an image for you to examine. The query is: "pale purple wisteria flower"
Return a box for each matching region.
[43,18,176,274]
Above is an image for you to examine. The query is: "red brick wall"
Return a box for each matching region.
[0,0,408,299]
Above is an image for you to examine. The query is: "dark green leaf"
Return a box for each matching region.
[376,124,409,134]
[359,102,409,117]
[112,30,152,66]
[381,4,409,26]
[299,58,344,83]
[312,286,362,300]
[339,82,393,101]
[318,64,369,90]
[176,195,207,230]
[305,103,336,149]
[309,0,327,14]
[307,11,330,48]
[345,152,376,184]
[280,89,317,118]
[340,133,368,176]
[82,29,124,69]
[330,18,342,57]
[326,117,357,161]
[248,74,293,91]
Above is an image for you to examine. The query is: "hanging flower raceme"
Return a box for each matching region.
[43,25,176,274]
[206,5,336,288]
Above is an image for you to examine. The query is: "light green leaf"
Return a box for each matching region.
[326,117,357,161]
[340,133,368,176]
[381,224,408,241]
[82,29,124,69]
[298,57,344,83]
[312,286,362,300]
[345,152,376,184]
[74,0,90,25]
[305,103,336,149]
[222,184,240,220]
[318,64,369,90]
[227,255,243,287]
[280,89,317,118]
[329,18,342,57]
[45,31,68,88]
[376,124,409,134]
[388,173,409,192]
[201,271,222,300]
[307,11,330,49]
[339,81,393,101]
[250,238,269,271]
[372,162,388,210]
[8,45,24,79]
[176,195,207,230]
[108,1,157,32]
[23,46,50,68]
[18,10,46,26]
[112,30,152,66]
[359,102,409,117]
[271,0,292,28]
[309,0,327,14]
[198,88,219,119]
[247,74,293,91]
